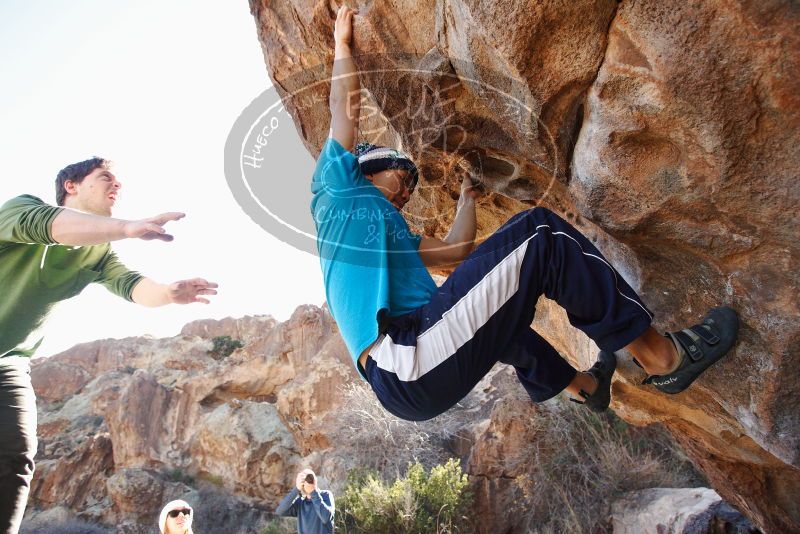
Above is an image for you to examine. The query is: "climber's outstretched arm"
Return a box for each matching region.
[329,5,360,152]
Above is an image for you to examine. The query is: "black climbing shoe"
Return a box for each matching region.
[570,350,617,412]
[643,306,739,394]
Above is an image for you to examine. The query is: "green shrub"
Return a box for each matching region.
[203,473,224,486]
[166,467,194,485]
[336,458,472,533]
[207,335,244,360]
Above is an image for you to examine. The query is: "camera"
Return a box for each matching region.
[304,473,315,484]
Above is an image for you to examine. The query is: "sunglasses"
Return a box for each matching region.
[168,509,192,518]
[401,173,417,192]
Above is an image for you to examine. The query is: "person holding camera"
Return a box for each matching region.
[275,468,335,533]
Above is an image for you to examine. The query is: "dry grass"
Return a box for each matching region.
[517,398,703,533]
[334,382,471,476]
[333,380,702,533]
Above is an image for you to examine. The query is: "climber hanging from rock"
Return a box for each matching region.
[311,5,739,422]
[0,159,218,534]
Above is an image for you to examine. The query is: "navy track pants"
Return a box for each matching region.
[364,207,653,421]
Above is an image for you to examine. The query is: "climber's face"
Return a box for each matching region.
[366,168,416,210]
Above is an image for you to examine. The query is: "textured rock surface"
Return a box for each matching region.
[26,310,352,533]
[21,311,510,532]
[27,310,750,533]
[465,395,540,534]
[611,487,758,534]
[250,0,800,530]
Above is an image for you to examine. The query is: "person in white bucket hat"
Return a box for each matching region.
[158,500,194,534]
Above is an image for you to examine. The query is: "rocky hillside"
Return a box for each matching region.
[22,309,458,531]
[27,309,754,533]
[248,0,800,531]
[27,310,346,533]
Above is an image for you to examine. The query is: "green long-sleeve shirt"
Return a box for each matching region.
[0,195,143,358]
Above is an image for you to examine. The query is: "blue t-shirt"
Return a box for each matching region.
[311,138,437,373]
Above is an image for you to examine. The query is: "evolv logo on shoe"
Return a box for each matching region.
[653,377,678,386]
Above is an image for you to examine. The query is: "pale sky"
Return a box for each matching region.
[0,0,326,357]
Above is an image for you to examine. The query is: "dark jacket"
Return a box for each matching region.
[275,488,335,534]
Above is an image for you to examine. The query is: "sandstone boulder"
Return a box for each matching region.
[180,315,278,342]
[106,468,170,520]
[188,401,298,501]
[611,487,758,534]
[465,396,539,534]
[250,0,800,530]
[29,434,113,514]
[29,361,92,404]
[27,311,357,528]
[25,308,751,533]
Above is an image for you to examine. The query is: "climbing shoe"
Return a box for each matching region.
[570,350,617,412]
[643,306,739,394]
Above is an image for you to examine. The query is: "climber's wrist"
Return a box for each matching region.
[335,42,352,57]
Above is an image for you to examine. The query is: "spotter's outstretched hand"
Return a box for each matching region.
[167,278,218,305]
[123,212,186,242]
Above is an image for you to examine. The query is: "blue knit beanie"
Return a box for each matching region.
[355,143,419,187]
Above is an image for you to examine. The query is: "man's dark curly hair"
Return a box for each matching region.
[55,157,111,206]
